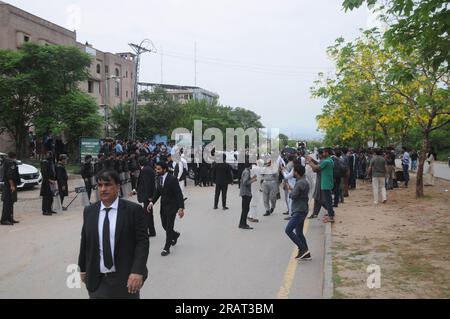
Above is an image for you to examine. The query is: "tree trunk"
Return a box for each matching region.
[416,131,430,198]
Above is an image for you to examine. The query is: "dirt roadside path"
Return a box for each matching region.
[331,175,450,299]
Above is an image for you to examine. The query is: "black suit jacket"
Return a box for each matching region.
[212,163,233,185]
[78,199,149,293]
[137,165,156,204]
[152,174,184,215]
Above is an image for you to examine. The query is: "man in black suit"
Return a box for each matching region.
[132,157,156,237]
[80,155,94,201]
[40,151,57,216]
[212,154,233,210]
[348,149,357,190]
[78,170,149,299]
[56,154,68,209]
[147,162,185,257]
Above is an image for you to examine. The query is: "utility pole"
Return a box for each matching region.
[128,39,156,141]
[160,44,164,84]
[194,41,197,86]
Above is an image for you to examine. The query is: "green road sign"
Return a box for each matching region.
[80,138,101,162]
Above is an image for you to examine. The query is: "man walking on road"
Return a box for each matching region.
[78,170,149,299]
[307,148,335,223]
[41,151,57,216]
[402,147,410,188]
[212,154,233,210]
[134,157,156,237]
[239,160,257,230]
[80,155,94,202]
[369,149,387,205]
[56,155,68,209]
[147,162,185,257]
[285,165,311,261]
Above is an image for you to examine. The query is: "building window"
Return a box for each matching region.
[115,81,120,97]
[115,68,120,77]
[88,81,94,93]
[105,65,109,74]
[23,35,30,42]
[96,64,101,74]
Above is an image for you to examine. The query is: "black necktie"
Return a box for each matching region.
[159,176,164,188]
[103,208,114,270]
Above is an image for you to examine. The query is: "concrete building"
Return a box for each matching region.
[138,83,219,105]
[0,1,136,150]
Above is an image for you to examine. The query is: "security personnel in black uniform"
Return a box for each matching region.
[56,154,69,209]
[41,151,57,216]
[1,152,21,225]
[94,154,105,176]
[80,155,94,201]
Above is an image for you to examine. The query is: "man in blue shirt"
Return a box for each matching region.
[401,147,410,188]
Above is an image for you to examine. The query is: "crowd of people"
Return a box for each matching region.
[0,137,440,299]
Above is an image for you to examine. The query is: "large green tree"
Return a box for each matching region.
[112,87,263,141]
[343,0,449,70]
[313,29,449,197]
[0,43,92,157]
[34,90,103,159]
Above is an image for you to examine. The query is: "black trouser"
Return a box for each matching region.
[144,200,156,236]
[60,194,66,206]
[349,172,356,189]
[285,211,309,253]
[131,172,138,190]
[194,167,201,185]
[160,211,178,251]
[214,184,228,208]
[239,196,252,227]
[333,177,341,206]
[313,199,322,216]
[1,198,14,223]
[84,179,92,201]
[88,273,140,299]
[321,190,335,218]
[42,194,53,213]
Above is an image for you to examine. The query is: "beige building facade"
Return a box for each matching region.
[0,1,136,150]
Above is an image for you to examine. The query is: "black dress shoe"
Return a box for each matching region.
[1,221,14,226]
[263,211,271,216]
[51,211,58,214]
[43,212,52,216]
[270,208,275,214]
[283,211,290,215]
[149,233,156,238]
[172,232,180,246]
[161,250,170,257]
[12,220,20,224]
[213,206,218,210]
[223,207,229,210]
[239,225,254,230]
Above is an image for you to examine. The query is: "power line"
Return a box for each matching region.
[159,48,333,71]
[160,52,328,77]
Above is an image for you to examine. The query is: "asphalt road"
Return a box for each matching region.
[0,179,326,299]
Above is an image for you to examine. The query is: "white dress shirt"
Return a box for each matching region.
[99,197,119,273]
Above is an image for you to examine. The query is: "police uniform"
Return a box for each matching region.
[56,162,68,206]
[1,159,20,224]
[40,159,56,215]
[80,161,94,200]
